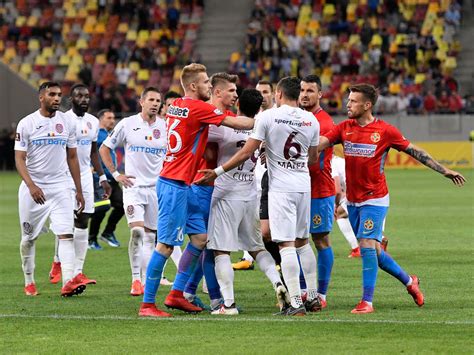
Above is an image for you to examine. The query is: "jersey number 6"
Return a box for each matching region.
[284,131,301,161]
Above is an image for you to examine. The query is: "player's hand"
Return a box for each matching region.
[76,192,85,214]
[29,184,46,205]
[100,180,112,199]
[116,174,136,188]
[444,169,466,187]
[260,151,267,166]
[194,169,217,185]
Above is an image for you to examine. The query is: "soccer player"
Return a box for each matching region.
[299,75,336,309]
[15,81,86,296]
[318,84,466,314]
[100,87,167,296]
[331,155,360,257]
[138,63,255,318]
[208,88,290,315]
[197,77,321,316]
[48,84,112,286]
[88,109,123,250]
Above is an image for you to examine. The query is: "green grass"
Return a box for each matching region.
[0,170,473,354]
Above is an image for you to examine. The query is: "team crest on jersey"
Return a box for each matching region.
[87,122,92,129]
[312,214,322,226]
[153,129,161,139]
[23,222,33,235]
[127,205,134,216]
[363,219,374,231]
[370,132,380,143]
[55,123,63,133]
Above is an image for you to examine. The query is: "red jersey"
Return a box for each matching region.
[193,110,235,185]
[324,118,410,203]
[309,108,336,198]
[161,97,226,185]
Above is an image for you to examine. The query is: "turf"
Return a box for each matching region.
[0,169,473,354]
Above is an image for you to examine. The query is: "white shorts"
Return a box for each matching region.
[207,197,264,252]
[18,182,74,241]
[268,191,310,243]
[123,186,158,230]
[72,174,94,214]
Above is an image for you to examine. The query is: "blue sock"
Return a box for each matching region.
[183,252,204,295]
[317,247,334,295]
[361,247,378,302]
[297,255,307,290]
[377,250,410,285]
[172,243,202,292]
[203,249,222,300]
[143,250,168,303]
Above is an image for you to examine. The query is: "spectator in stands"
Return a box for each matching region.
[448,90,463,113]
[424,90,437,113]
[408,92,424,115]
[464,95,474,114]
[438,90,451,113]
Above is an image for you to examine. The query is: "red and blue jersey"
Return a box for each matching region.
[161,97,226,185]
[309,108,336,199]
[324,118,410,203]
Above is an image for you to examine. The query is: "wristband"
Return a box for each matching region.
[112,171,121,181]
[214,165,225,177]
[99,174,107,183]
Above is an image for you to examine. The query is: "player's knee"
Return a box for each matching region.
[58,234,73,240]
[359,238,376,248]
[261,223,271,242]
[336,206,347,219]
[131,226,145,241]
[189,233,207,249]
[312,232,330,249]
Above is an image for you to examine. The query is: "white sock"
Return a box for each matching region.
[255,250,281,287]
[296,243,318,301]
[141,231,155,285]
[242,250,254,262]
[214,254,234,307]
[53,235,60,263]
[129,227,144,282]
[336,218,359,249]
[58,238,75,285]
[20,239,36,285]
[73,227,89,275]
[280,247,302,308]
[170,246,182,268]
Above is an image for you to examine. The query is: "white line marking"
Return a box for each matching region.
[0,313,472,326]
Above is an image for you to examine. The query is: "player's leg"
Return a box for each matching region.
[100,180,123,247]
[310,195,336,307]
[49,236,61,283]
[335,198,360,257]
[88,173,110,250]
[141,187,158,286]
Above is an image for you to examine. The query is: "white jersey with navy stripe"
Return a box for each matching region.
[14,110,77,187]
[103,113,167,186]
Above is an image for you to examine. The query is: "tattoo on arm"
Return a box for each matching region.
[405,146,446,174]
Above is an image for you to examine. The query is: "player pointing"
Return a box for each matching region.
[318,84,465,314]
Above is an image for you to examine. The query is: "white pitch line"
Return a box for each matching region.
[0,313,472,326]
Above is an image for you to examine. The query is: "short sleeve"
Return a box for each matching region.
[92,118,99,142]
[324,122,343,145]
[386,124,410,151]
[208,124,225,143]
[14,119,28,152]
[250,112,268,141]
[103,120,126,149]
[310,117,320,147]
[66,117,77,148]
[196,102,226,126]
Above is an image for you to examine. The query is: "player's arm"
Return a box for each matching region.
[404,143,466,186]
[15,150,46,204]
[333,175,342,206]
[90,141,111,198]
[317,136,332,152]
[308,146,320,166]
[195,138,262,185]
[220,115,255,130]
[99,144,135,188]
[66,147,85,213]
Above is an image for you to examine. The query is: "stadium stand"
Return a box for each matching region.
[0,0,204,112]
[228,0,465,114]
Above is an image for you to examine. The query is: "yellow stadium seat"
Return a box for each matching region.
[127,77,136,89]
[414,73,426,84]
[76,38,88,50]
[15,16,26,27]
[66,6,77,18]
[34,55,47,66]
[150,29,161,40]
[20,63,32,76]
[95,22,106,34]
[137,69,150,82]
[129,61,140,72]
[444,56,457,70]
[42,47,54,58]
[95,54,107,65]
[389,82,401,94]
[28,39,40,51]
[395,34,407,45]
[67,47,78,57]
[135,85,144,96]
[71,55,83,66]
[0,40,4,52]
[3,47,16,61]
[349,34,361,46]
[78,7,88,18]
[65,67,78,81]
[323,4,336,17]
[59,54,70,66]
[83,16,96,34]
[229,51,240,64]
[117,22,129,34]
[347,3,357,22]
[27,15,38,27]
[416,49,424,62]
[86,0,97,10]
[138,30,150,42]
[126,30,137,41]
[173,69,181,80]
[370,34,382,47]
[427,2,439,13]
[435,49,447,61]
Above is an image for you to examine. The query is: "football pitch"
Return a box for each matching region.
[0,169,473,354]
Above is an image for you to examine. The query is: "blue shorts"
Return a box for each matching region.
[156,177,207,247]
[347,205,388,242]
[310,195,335,234]
[191,184,214,227]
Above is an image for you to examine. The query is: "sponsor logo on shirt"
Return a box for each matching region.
[343,141,376,158]
[167,105,190,118]
[128,145,167,155]
[274,119,313,127]
[31,138,67,146]
[77,139,92,145]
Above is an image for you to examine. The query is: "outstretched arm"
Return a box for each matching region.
[318,136,332,152]
[404,143,466,186]
[221,115,255,130]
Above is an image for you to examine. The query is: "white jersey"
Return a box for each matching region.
[210,125,258,201]
[14,110,77,187]
[65,110,99,177]
[331,155,346,192]
[250,104,319,193]
[103,113,167,186]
